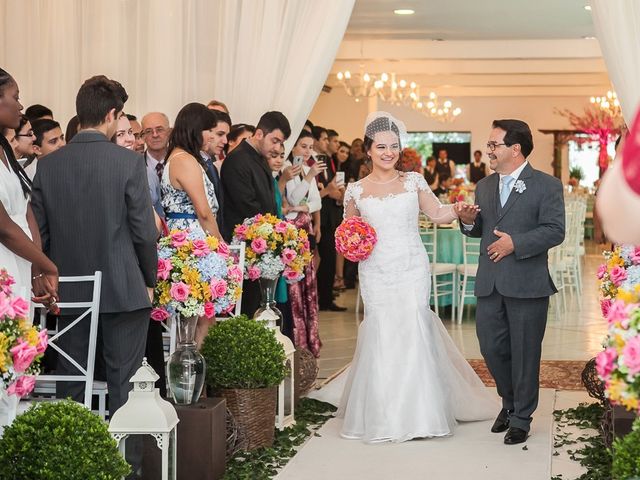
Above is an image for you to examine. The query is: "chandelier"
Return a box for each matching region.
[415,91,462,123]
[335,70,462,122]
[590,90,622,118]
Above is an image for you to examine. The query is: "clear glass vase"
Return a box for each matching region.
[253,277,283,329]
[166,315,206,405]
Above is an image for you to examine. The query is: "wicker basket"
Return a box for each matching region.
[218,387,277,450]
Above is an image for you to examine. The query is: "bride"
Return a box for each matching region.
[311,112,497,443]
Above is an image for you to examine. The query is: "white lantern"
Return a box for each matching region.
[109,358,179,480]
[273,328,296,430]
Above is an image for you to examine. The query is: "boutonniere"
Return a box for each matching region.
[514,180,526,194]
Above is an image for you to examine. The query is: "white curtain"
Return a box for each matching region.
[589,0,640,123]
[0,0,353,138]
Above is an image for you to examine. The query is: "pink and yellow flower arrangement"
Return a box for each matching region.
[448,184,474,204]
[596,245,640,411]
[232,214,312,283]
[335,216,377,262]
[0,270,47,398]
[151,229,243,321]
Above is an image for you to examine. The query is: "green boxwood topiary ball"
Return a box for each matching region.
[0,400,130,480]
[202,315,287,389]
[612,418,640,480]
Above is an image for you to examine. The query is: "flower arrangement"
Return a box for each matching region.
[398,148,422,173]
[232,213,312,283]
[448,184,474,204]
[151,229,243,321]
[596,244,640,411]
[0,270,47,398]
[335,216,377,262]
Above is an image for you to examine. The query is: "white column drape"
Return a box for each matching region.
[213,0,354,147]
[0,0,353,140]
[589,0,640,124]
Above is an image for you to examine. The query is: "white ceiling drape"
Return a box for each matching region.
[0,0,354,142]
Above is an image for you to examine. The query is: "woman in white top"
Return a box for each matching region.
[283,131,326,356]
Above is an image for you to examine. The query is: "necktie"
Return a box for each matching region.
[500,175,514,207]
[204,158,222,205]
[155,162,164,182]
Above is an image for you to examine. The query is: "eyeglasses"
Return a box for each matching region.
[486,142,507,152]
[16,131,35,138]
[141,127,167,137]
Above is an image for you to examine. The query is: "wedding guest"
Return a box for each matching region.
[203,110,230,236]
[0,68,43,299]
[283,133,324,355]
[334,140,354,292]
[24,119,66,180]
[436,148,456,182]
[467,149,490,184]
[313,126,347,311]
[126,114,145,153]
[207,99,230,115]
[111,114,135,149]
[226,123,255,154]
[423,155,439,191]
[141,112,170,219]
[327,129,340,158]
[303,119,314,133]
[14,114,35,161]
[65,115,80,143]
[338,141,358,183]
[25,104,53,122]
[2,127,19,153]
[221,111,291,316]
[31,77,157,476]
[433,176,454,197]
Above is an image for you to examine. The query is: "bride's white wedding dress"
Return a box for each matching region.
[310,172,497,443]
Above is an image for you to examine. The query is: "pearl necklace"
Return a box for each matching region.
[365,174,400,185]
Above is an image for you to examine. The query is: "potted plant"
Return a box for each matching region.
[201,315,287,449]
[569,165,584,187]
[0,400,130,479]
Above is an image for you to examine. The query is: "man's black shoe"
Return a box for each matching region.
[504,427,528,445]
[491,409,511,433]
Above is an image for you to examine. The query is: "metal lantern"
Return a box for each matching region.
[109,358,179,480]
[273,328,296,430]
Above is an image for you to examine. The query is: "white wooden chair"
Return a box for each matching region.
[32,272,107,418]
[164,243,246,354]
[457,236,481,324]
[421,221,458,321]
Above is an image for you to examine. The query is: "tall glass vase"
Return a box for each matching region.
[166,315,206,405]
[253,277,283,329]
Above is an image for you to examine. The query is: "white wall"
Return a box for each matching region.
[309,88,595,179]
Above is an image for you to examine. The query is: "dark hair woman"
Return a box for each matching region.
[161,102,223,347]
[0,68,58,304]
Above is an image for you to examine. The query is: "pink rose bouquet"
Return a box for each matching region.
[232,213,312,283]
[151,229,243,321]
[335,216,377,262]
[0,269,47,398]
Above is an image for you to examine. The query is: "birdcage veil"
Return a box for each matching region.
[363,111,408,149]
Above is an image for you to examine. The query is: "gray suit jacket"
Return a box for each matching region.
[461,163,565,298]
[31,131,158,313]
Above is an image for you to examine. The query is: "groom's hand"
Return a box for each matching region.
[487,229,514,262]
[454,203,480,225]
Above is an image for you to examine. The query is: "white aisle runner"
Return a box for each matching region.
[278,389,555,480]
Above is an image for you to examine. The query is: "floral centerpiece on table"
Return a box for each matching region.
[596,245,640,411]
[448,183,474,204]
[151,229,243,321]
[232,213,312,283]
[0,269,47,398]
[335,216,377,262]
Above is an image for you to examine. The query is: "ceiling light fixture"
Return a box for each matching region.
[584,5,592,10]
[394,9,415,15]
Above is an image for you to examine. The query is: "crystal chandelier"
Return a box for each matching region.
[373,73,420,107]
[590,90,622,118]
[336,70,378,100]
[415,91,462,123]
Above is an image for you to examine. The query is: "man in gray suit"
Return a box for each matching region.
[32,75,157,475]
[457,119,565,445]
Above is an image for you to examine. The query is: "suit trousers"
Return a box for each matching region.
[475,290,549,432]
[317,225,337,309]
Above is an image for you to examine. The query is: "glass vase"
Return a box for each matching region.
[166,315,206,405]
[0,388,19,435]
[253,277,283,329]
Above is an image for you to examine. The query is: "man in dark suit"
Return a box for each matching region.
[31,75,157,476]
[457,119,565,445]
[221,111,291,316]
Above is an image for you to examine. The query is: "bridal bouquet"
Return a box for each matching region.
[232,213,312,283]
[151,229,243,321]
[335,216,377,262]
[596,245,640,410]
[0,270,47,398]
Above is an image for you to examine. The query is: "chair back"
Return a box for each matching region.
[420,219,437,264]
[461,235,481,268]
[35,272,102,410]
